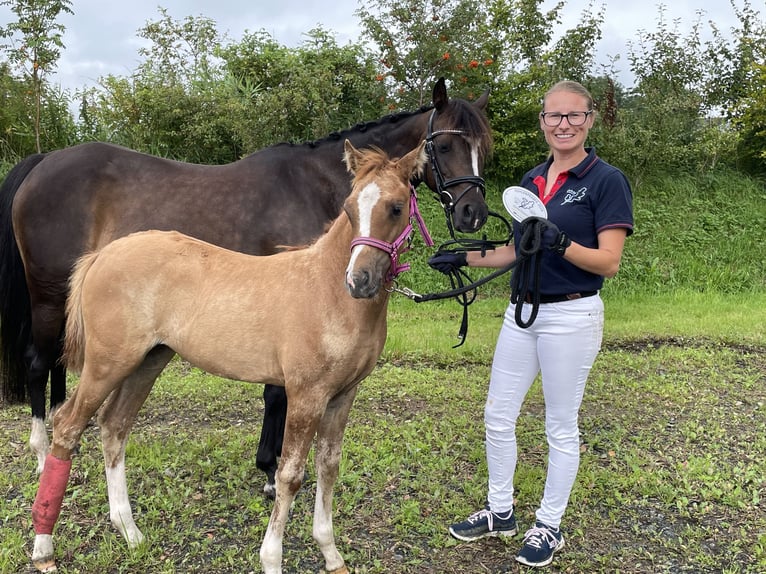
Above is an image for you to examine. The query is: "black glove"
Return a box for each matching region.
[428,251,467,273]
[539,219,571,255]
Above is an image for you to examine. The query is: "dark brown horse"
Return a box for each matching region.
[31,141,428,574]
[0,78,492,493]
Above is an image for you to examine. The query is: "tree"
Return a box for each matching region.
[704,0,766,175]
[356,0,493,108]
[0,0,73,152]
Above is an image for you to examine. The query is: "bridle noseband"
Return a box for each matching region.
[425,109,486,229]
[350,185,434,282]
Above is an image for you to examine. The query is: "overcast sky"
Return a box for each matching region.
[0,0,752,93]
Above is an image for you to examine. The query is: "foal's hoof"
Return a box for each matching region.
[324,567,349,574]
[32,558,57,572]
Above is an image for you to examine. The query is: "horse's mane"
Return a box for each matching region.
[255,106,432,153]
[306,106,434,148]
[247,93,492,158]
[347,146,393,181]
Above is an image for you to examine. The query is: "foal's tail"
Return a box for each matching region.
[0,153,47,404]
[63,251,100,374]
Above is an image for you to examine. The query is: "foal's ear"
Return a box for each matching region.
[343,139,362,174]
[398,140,428,180]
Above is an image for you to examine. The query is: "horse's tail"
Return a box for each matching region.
[0,153,47,405]
[63,251,99,374]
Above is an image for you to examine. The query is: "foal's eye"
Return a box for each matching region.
[392,204,403,218]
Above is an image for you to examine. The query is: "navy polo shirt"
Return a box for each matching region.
[514,147,634,295]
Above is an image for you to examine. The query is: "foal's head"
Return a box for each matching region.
[342,140,427,299]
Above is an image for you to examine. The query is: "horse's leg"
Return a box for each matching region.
[30,363,129,572]
[312,386,359,574]
[98,346,175,547]
[25,344,57,473]
[259,391,326,574]
[26,303,66,474]
[257,384,287,499]
[49,357,67,413]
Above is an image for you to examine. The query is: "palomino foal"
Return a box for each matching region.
[30,140,429,574]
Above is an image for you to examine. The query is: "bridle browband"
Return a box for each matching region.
[350,185,434,283]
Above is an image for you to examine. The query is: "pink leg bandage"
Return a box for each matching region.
[32,454,72,535]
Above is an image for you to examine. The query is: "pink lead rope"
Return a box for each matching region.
[350,185,433,282]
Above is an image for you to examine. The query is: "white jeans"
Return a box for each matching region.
[484,294,604,528]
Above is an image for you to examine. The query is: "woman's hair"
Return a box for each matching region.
[543,80,594,111]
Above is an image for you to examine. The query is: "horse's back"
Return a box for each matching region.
[13,141,349,273]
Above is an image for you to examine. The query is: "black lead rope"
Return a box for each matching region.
[400,217,547,347]
[509,218,545,329]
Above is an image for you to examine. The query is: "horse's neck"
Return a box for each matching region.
[355,114,429,160]
[311,111,428,174]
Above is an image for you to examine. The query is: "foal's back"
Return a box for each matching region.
[65,228,382,387]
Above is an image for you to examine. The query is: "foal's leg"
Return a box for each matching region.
[313,386,358,574]
[259,391,326,574]
[31,363,128,571]
[98,347,175,547]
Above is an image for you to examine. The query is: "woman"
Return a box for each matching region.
[429,80,633,568]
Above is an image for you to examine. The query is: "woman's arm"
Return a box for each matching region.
[465,244,516,268]
[563,228,628,278]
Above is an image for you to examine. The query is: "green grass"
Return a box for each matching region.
[1,291,764,573]
[0,167,764,572]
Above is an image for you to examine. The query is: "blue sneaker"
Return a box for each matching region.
[448,507,517,542]
[516,521,565,567]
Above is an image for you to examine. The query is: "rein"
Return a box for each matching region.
[393,217,549,346]
[350,185,434,282]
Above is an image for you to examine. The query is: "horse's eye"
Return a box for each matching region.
[392,204,403,218]
[438,142,451,154]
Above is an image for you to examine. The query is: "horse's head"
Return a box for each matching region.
[423,77,492,234]
[342,140,428,299]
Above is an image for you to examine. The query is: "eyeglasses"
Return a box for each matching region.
[540,110,593,127]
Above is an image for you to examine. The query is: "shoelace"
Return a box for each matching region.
[522,525,559,549]
[467,509,494,529]
[467,508,511,530]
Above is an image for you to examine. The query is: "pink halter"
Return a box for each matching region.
[350,185,434,282]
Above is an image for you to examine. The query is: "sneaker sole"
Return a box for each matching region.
[448,526,518,542]
[515,538,565,567]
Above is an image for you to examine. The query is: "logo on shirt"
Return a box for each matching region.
[561,187,587,205]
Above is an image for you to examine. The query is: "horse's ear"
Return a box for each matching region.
[432,77,448,112]
[399,140,428,180]
[474,87,490,111]
[343,139,361,174]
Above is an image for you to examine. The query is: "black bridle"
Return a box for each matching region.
[425,109,487,237]
[398,109,532,347]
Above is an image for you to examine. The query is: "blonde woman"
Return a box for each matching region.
[430,80,634,568]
